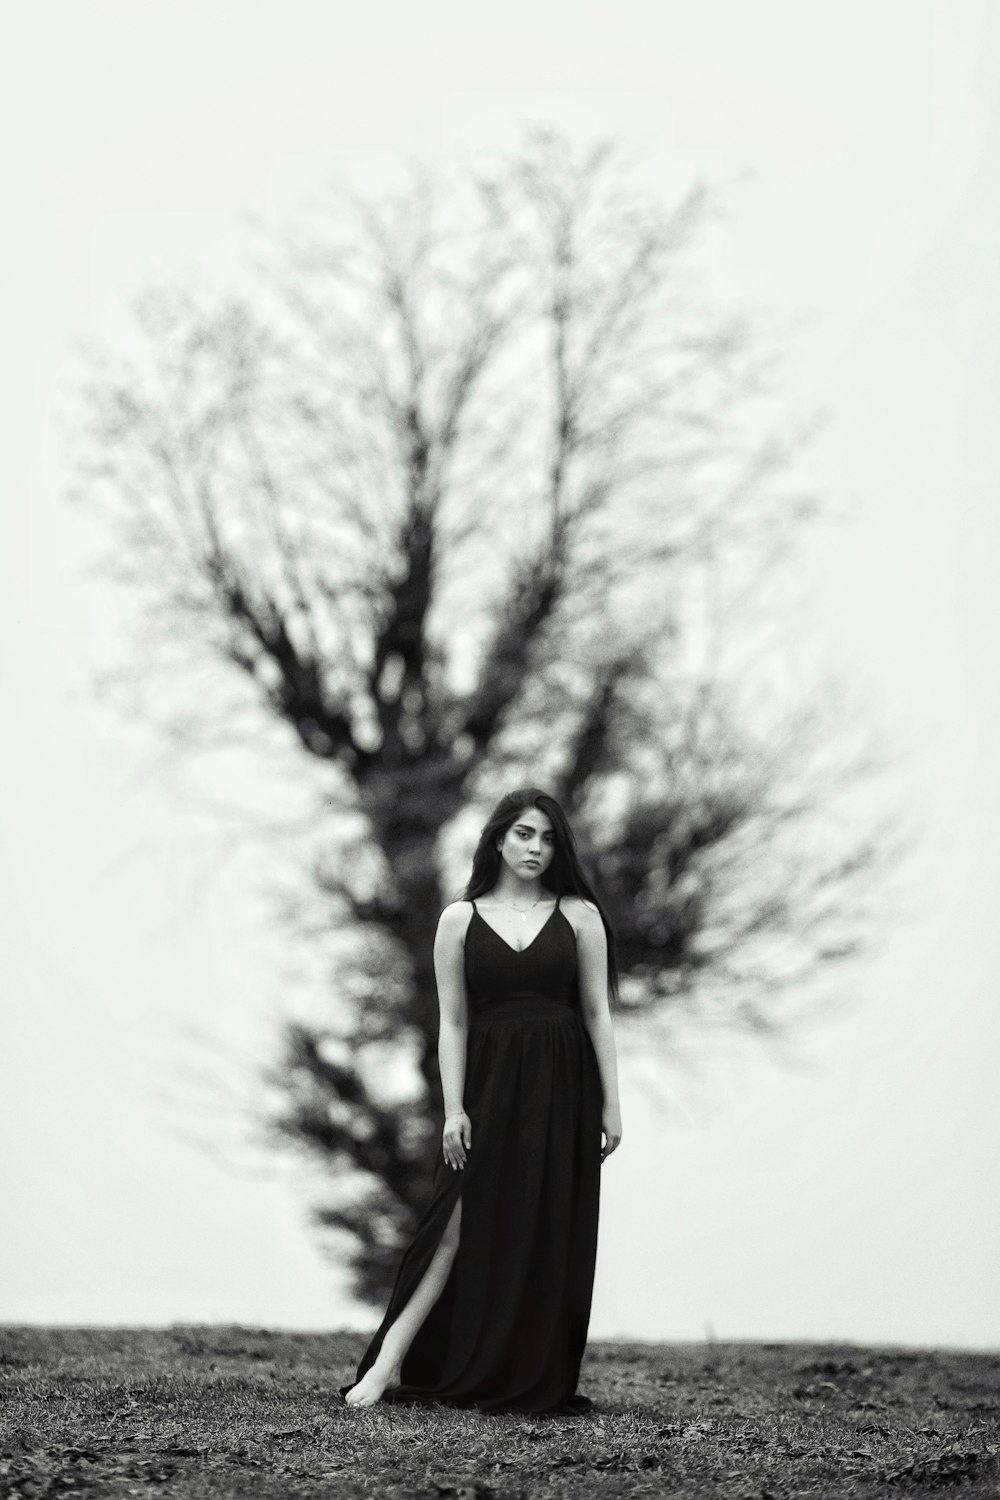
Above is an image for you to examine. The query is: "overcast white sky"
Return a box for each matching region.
[2,0,998,1350]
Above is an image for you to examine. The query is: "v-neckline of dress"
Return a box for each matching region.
[473,901,562,956]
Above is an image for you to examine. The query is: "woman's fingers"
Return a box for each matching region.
[443,1129,471,1168]
[600,1131,622,1162]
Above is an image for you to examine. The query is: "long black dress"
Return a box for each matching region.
[338,893,604,1414]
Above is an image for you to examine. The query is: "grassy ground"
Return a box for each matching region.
[0,1325,997,1498]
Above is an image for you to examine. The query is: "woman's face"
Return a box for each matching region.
[496,805,556,882]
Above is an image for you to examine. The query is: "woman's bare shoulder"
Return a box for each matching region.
[560,893,602,925]
[437,899,476,936]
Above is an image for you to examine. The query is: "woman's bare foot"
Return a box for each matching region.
[344,1359,403,1407]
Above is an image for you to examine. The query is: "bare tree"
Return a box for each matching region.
[71,129,908,1306]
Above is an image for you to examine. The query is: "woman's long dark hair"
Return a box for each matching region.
[460,787,620,1008]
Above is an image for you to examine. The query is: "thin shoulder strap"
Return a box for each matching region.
[555,892,561,909]
[470,898,478,912]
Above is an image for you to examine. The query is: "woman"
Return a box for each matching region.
[339,787,622,1414]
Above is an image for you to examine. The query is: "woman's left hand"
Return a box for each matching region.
[601,1107,622,1163]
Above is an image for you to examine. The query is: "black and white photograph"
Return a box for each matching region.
[2,1,998,1494]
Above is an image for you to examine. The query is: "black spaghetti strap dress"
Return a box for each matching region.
[338,893,605,1414]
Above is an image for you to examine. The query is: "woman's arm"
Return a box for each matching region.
[433,902,471,1116]
[574,900,622,1118]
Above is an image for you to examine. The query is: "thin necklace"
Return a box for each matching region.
[491,893,550,920]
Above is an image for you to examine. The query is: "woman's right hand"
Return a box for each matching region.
[442,1110,472,1170]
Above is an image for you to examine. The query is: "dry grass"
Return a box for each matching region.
[1,1325,997,1497]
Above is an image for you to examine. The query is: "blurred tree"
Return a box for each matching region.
[72,129,906,1306]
